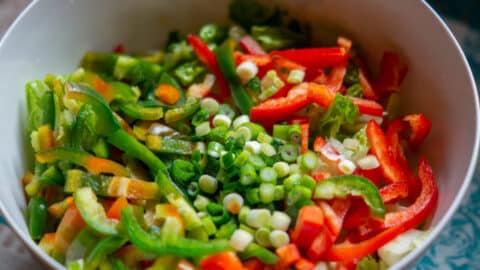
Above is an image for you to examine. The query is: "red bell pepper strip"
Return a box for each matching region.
[353,168,383,186]
[200,251,245,270]
[307,83,335,108]
[307,228,334,261]
[342,201,370,230]
[294,258,315,270]
[243,258,265,270]
[335,260,359,270]
[375,51,408,97]
[250,83,310,127]
[187,35,230,101]
[234,51,272,67]
[387,119,421,201]
[291,205,325,248]
[355,56,379,100]
[290,118,310,154]
[403,114,431,149]
[349,97,384,117]
[275,244,301,268]
[240,35,267,55]
[379,182,409,203]
[310,171,331,182]
[272,55,306,82]
[366,120,407,185]
[270,47,349,69]
[326,62,348,93]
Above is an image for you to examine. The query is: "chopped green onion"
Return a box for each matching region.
[192,109,210,127]
[193,195,210,211]
[200,97,219,115]
[233,115,250,129]
[230,229,254,252]
[269,230,290,248]
[257,133,273,144]
[287,186,313,206]
[198,174,218,194]
[245,188,260,205]
[254,227,272,247]
[215,220,237,239]
[270,211,291,231]
[259,167,278,184]
[289,164,301,175]
[187,182,200,197]
[273,185,285,201]
[284,173,302,191]
[259,183,275,204]
[236,126,252,141]
[244,141,261,154]
[234,150,251,166]
[273,161,290,178]
[238,206,250,224]
[171,159,195,184]
[223,193,244,214]
[357,155,380,170]
[212,114,232,128]
[246,209,271,229]
[221,152,235,169]
[206,203,225,216]
[300,175,316,190]
[279,144,298,162]
[207,141,224,158]
[299,151,319,171]
[195,121,211,137]
[288,125,302,144]
[239,224,256,236]
[218,104,235,119]
[201,216,217,236]
[249,154,266,170]
[287,69,305,84]
[260,143,276,157]
[240,163,257,186]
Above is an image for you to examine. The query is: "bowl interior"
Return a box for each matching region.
[0,0,477,269]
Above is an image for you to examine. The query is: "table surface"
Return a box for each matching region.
[1,0,479,269]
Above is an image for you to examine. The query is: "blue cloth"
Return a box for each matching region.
[0,215,5,225]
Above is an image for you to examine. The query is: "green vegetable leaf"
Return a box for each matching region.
[346,83,364,98]
[318,94,359,138]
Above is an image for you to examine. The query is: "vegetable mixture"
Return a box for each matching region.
[23,1,437,269]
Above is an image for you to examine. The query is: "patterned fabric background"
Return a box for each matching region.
[0,0,479,269]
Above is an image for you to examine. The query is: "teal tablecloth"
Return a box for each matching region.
[0,1,479,269]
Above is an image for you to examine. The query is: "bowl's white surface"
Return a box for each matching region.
[0,0,478,269]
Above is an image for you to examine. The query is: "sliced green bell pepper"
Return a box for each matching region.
[216,40,253,115]
[120,101,164,120]
[85,235,128,270]
[314,175,385,218]
[239,243,279,264]
[66,229,98,263]
[121,206,230,257]
[27,197,48,240]
[164,97,200,124]
[146,135,193,155]
[74,187,120,236]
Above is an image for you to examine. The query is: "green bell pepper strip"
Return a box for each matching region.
[314,175,385,218]
[239,243,279,264]
[38,165,64,186]
[74,187,120,236]
[26,80,56,133]
[164,97,201,123]
[65,82,186,199]
[85,236,128,270]
[146,135,193,155]
[35,147,129,177]
[111,257,129,270]
[119,101,164,120]
[216,40,253,114]
[71,103,97,151]
[27,197,48,240]
[66,229,98,263]
[120,206,230,257]
[81,52,163,92]
[166,193,203,230]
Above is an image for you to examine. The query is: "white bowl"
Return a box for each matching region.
[0,0,478,269]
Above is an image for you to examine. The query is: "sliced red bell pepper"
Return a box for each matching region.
[366,120,407,185]
[349,97,384,117]
[243,258,265,270]
[375,51,408,97]
[276,244,301,268]
[353,168,383,186]
[307,228,334,261]
[234,51,272,67]
[387,119,421,201]
[291,205,325,248]
[187,35,230,101]
[326,62,348,93]
[310,171,331,182]
[307,83,335,108]
[250,83,309,127]
[379,182,409,203]
[294,258,315,270]
[403,114,431,149]
[240,35,267,55]
[343,201,370,230]
[355,56,379,100]
[270,47,349,69]
[289,118,310,154]
[383,157,438,228]
[272,55,306,82]
[200,251,245,270]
